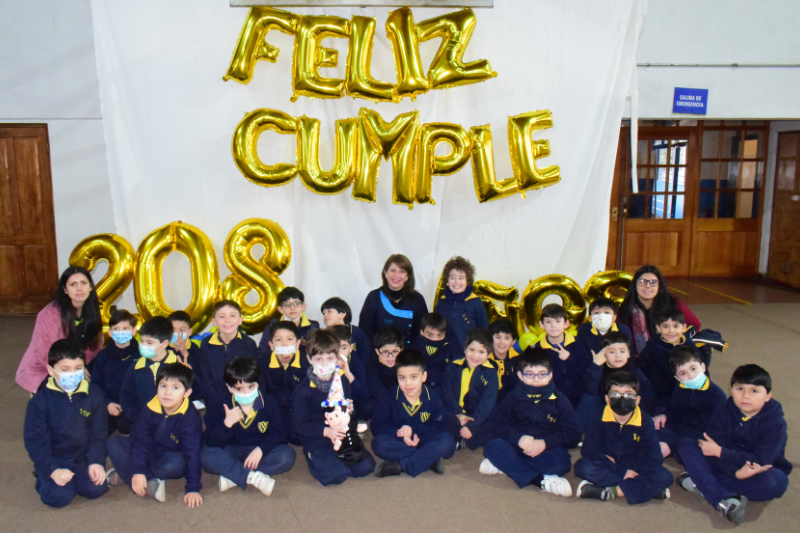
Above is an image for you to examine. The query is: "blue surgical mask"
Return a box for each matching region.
[234,389,259,405]
[681,373,707,390]
[139,344,158,359]
[171,332,179,344]
[55,369,84,392]
[111,330,133,345]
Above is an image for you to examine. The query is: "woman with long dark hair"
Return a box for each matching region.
[358,254,429,349]
[16,266,104,393]
[617,265,701,355]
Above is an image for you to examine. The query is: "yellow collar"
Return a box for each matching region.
[135,350,178,370]
[601,404,642,426]
[591,322,619,336]
[269,350,302,369]
[282,314,311,327]
[46,376,90,396]
[209,330,243,346]
[452,358,494,369]
[146,395,190,416]
[679,376,710,390]
[491,345,519,361]
[539,332,576,350]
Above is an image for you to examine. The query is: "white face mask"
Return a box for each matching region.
[312,362,337,380]
[591,313,614,334]
[275,345,296,355]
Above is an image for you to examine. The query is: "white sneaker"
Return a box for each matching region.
[146,478,166,503]
[479,458,504,475]
[219,476,237,492]
[541,475,572,497]
[247,471,275,497]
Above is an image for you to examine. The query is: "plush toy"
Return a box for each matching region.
[322,366,367,464]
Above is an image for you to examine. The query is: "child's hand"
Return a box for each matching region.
[623,469,638,479]
[518,436,535,451]
[403,434,420,447]
[605,455,616,464]
[553,344,570,361]
[660,442,671,458]
[652,414,667,430]
[177,351,191,368]
[223,404,243,428]
[184,492,203,508]
[396,425,413,438]
[735,461,772,480]
[456,414,473,426]
[108,403,123,416]
[88,464,106,485]
[243,446,263,470]
[699,432,722,458]
[50,468,74,487]
[523,439,546,458]
[132,474,147,496]
[591,348,607,367]
[324,426,346,443]
[460,426,473,440]
[337,354,353,382]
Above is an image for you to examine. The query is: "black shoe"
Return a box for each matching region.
[429,458,445,475]
[456,438,467,451]
[374,461,403,478]
[676,472,699,493]
[576,480,610,501]
[654,488,670,500]
[718,495,748,526]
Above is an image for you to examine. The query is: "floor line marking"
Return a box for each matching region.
[682,280,753,305]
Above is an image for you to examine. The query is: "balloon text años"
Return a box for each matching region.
[224,7,497,102]
[232,108,560,207]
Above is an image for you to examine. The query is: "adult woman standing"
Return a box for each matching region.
[16,266,104,393]
[359,254,428,349]
[617,265,701,355]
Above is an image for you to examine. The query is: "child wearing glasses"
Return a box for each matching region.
[366,327,405,405]
[479,349,581,497]
[637,308,698,403]
[575,371,673,503]
[258,287,319,360]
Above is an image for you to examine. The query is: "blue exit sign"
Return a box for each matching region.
[673,87,709,115]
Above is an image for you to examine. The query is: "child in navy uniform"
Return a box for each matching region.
[434,256,490,349]
[260,321,306,443]
[532,304,592,409]
[92,307,138,435]
[638,308,696,402]
[442,328,499,451]
[168,310,200,367]
[576,298,633,357]
[411,313,457,392]
[291,330,376,486]
[108,363,203,506]
[24,340,109,508]
[201,357,295,497]
[481,350,581,496]
[677,365,791,526]
[119,316,180,425]
[258,287,319,359]
[575,371,672,504]
[366,327,405,405]
[654,347,726,462]
[320,297,371,364]
[330,325,371,422]
[488,318,520,404]
[371,349,456,478]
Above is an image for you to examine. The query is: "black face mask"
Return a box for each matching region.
[609,397,637,416]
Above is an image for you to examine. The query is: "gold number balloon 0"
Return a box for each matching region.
[69,234,136,335]
[583,270,633,308]
[220,218,291,334]
[134,222,220,333]
[521,274,587,334]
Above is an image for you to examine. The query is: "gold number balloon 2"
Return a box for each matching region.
[69,234,136,335]
[292,16,350,101]
[220,218,291,334]
[232,109,298,187]
[224,7,300,84]
[134,221,220,334]
[521,274,587,334]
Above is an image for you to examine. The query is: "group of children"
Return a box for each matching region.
[24,257,791,527]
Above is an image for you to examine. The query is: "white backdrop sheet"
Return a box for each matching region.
[90,0,641,326]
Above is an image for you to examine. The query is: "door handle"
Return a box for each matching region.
[611,207,618,221]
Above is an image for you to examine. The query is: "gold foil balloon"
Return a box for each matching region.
[232,109,298,187]
[508,110,561,195]
[354,108,419,206]
[224,7,300,84]
[346,16,397,103]
[415,123,471,205]
[473,280,519,322]
[583,270,633,308]
[292,16,350,101]
[416,8,497,90]
[220,218,291,335]
[507,301,527,339]
[69,234,136,335]
[521,274,587,333]
[296,116,359,194]
[469,124,521,203]
[385,7,430,100]
[134,222,220,333]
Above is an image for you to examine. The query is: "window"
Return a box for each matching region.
[628,138,687,219]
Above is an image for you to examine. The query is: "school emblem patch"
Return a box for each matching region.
[258,421,269,433]
[420,412,431,423]
[426,346,438,356]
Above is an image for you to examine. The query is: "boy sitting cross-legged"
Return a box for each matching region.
[480,349,581,497]
[371,349,456,478]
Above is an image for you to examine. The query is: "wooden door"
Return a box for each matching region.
[767,131,800,287]
[0,125,58,313]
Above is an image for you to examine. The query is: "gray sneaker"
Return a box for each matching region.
[718,495,747,526]
[676,472,699,493]
[145,478,166,503]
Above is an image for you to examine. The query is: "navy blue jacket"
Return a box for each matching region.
[359,288,428,349]
[663,377,726,438]
[24,378,108,476]
[581,405,664,476]
[348,324,372,364]
[366,355,398,403]
[490,346,521,404]
[204,390,288,451]
[260,349,307,414]
[119,350,181,424]
[258,314,319,360]
[371,385,447,440]
[704,397,792,478]
[410,335,459,391]
[291,376,353,451]
[442,358,499,432]
[638,330,697,401]
[195,330,260,406]
[576,322,633,356]
[131,396,203,494]
[534,333,592,407]
[584,360,657,415]
[434,286,490,348]
[491,381,582,450]
[92,339,138,405]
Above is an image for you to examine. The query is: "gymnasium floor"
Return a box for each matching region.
[1,278,798,533]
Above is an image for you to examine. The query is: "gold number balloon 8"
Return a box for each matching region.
[219,218,291,334]
[68,234,136,336]
[134,222,220,334]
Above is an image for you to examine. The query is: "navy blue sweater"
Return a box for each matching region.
[260,349,307,414]
[442,358,499,432]
[663,377,726,436]
[348,324,372,364]
[366,355,398,403]
[291,377,353,451]
[371,385,447,439]
[581,405,664,476]
[92,339,138,405]
[704,397,792,478]
[195,331,260,406]
[491,381,582,450]
[24,378,108,476]
[534,333,592,407]
[584,360,657,415]
[490,346,521,404]
[359,288,428,349]
[204,390,288,451]
[119,350,180,424]
[410,335,458,391]
[638,331,697,401]
[576,322,633,356]
[131,396,203,493]
[434,286,490,348]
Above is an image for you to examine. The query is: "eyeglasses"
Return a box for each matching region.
[280,301,303,309]
[608,391,639,400]
[379,349,402,358]
[636,279,659,287]
[522,371,551,380]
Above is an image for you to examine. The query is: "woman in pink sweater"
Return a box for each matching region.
[15,266,104,393]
